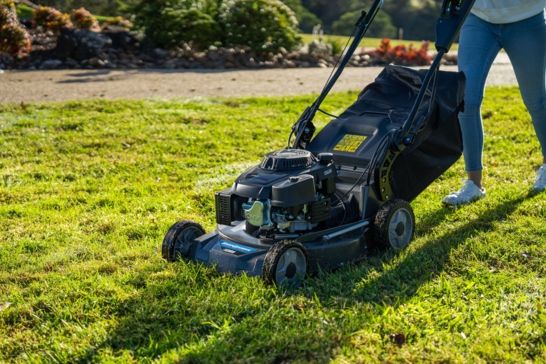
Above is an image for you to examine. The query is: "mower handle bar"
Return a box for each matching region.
[292,0,476,151]
[292,0,385,149]
[396,0,476,147]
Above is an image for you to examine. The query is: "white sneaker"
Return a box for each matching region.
[533,164,546,192]
[443,180,486,206]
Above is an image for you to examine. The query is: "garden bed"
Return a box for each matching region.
[1,2,457,70]
[1,34,456,70]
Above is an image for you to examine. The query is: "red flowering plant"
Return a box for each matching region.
[373,38,432,66]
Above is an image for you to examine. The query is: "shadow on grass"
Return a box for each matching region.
[80,194,527,362]
[314,193,529,305]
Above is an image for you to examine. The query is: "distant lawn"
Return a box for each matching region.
[302,33,431,48]
[0,88,545,362]
[301,33,459,51]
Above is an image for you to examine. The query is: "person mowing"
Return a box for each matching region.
[443,0,546,206]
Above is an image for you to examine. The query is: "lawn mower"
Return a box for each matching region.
[162,0,476,285]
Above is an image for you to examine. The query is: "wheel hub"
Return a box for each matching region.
[388,208,413,250]
[395,222,405,236]
[275,247,307,285]
[285,263,297,279]
[175,226,202,256]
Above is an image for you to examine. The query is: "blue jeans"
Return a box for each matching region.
[458,11,546,172]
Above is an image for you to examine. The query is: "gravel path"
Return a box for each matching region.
[0,55,516,104]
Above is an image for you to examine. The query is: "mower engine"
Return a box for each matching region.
[215,149,349,236]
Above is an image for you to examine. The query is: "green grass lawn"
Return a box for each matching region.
[1,88,545,363]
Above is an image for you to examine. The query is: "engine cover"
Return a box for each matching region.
[271,174,316,208]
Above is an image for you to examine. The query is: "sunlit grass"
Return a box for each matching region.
[0,88,544,362]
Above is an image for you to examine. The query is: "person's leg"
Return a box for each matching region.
[443,15,501,205]
[457,15,502,188]
[502,12,546,166]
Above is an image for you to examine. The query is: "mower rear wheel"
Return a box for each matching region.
[162,220,205,262]
[262,240,308,287]
[374,199,415,251]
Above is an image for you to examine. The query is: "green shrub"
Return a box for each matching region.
[0,22,32,58]
[133,0,301,54]
[325,38,343,56]
[0,1,31,58]
[70,7,99,30]
[32,6,72,31]
[0,0,17,24]
[219,0,301,54]
[332,10,396,38]
[133,0,221,49]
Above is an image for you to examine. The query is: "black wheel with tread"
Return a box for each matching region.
[162,220,205,262]
[262,240,308,287]
[373,199,415,251]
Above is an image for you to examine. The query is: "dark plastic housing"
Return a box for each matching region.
[271,174,316,207]
[215,191,233,225]
[309,198,331,223]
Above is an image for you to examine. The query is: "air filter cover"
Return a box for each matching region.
[260,149,317,171]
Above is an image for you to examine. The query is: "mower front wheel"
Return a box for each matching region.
[162,220,205,262]
[374,199,415,251]
[262,240,308,287]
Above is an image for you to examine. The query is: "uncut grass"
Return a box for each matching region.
[0,88,545,363]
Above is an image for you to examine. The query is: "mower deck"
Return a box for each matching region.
[191,220,370,278]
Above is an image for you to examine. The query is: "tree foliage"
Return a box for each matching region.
[302,0,441,40]
[383,0,439,40]
[280,0,320,32]
[332,9,396,38]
